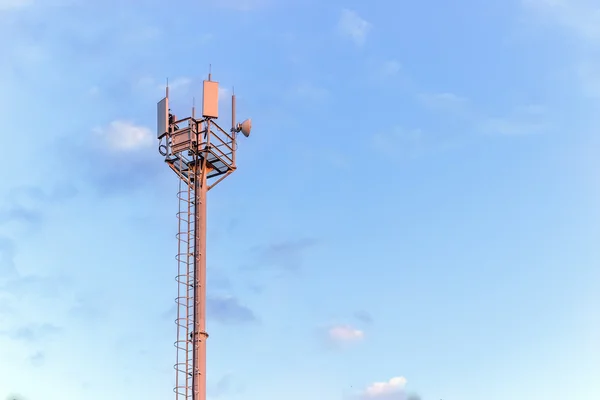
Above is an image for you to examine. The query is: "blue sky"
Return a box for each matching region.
[1,0,600,399]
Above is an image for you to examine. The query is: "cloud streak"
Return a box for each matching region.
[328,324,365,344]
[354,310,373,324]
[0,0,33,11]
[59,122,164,196]
[522,0,600,99]
[208,373,244,397]
[394,91,550,152]
[338,9,371,46]
[207,295,257,324]
[417,92,470,114]
[249,238,317,272]
[4,323,62,342]
[0,236,16,277]
[0,184,78,227]
[93,120,153,152]
[216,0,270,11]
[523,0,600,41]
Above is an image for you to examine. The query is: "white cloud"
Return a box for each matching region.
[373,127,425,160]
[523,0,600,41]
[134,75,193,97]
[418,92,548,136]
[124,26,161,43]
[0,0,33,11]
[219,87,232,104]
[480,117,546,135]
[328,325,365,343]
[217,0,270,11]
[0,0,79,11]
[576,61,600,98]
[522,1,600,99]
[94,120,153,152]
[417,92,469,113]
[88,86,100,97]
[481,102,549,135]
[338,9,371,46]
[380,60,401,77]
[291,82,330,102]
[198,33,214,44]
[168,77,192,92]
[518,103,546,115]
[362,376,408,399]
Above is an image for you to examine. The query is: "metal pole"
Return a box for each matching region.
[192,121,209,400]
[231,94,236,167]
[159,75,250,400]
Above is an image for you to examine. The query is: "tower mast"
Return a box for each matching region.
[156,72,252,400]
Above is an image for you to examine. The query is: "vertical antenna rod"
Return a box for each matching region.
[231,88,236,130]
[231,90,237,166]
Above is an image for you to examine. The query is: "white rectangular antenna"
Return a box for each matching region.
[202,80,219,118]
[157,97,169,138]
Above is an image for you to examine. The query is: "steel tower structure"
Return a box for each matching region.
[156,73,252,400]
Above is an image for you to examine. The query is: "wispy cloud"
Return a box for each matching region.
[249,238,317,272]
[289,82,330,103]
[372,127,426,160]
[208,373,244,398]
[69,295,104,322]
[576,60,600,99]
[523,0,600,41]
[216,0,270,11]
[338,9,371,46]
[208,268,233,291]
[5,393,28,400]
[418,92,549,136]
[168,77,193,93]
[93,120,153,152]
[379,60,401,77]
[417,92,470,114]
[480,103,549,135]
[65,122,163,196]
[135,75,194,98]
[0,0,33,11]
[522,0,600,99]
[354,310,373,324]
[29,351,45,366]
[0,236,16,283]
[1,273,71,301]
[218,87,231,103]
[2,323,62,342]
[0,184,78,227]
[327,324,365,344]
[480,116,547,135]
[209,374,233,398]
[207,295,257,324]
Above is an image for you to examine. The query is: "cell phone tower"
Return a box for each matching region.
[156,72,252,400]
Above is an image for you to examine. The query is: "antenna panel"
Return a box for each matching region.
[157,97,169,138]
[202,80,219,118]
[171,128,192,154]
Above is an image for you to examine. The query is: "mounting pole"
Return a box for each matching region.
[192,118,209,400]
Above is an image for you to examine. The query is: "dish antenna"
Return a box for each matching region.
[235,118,252,137]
